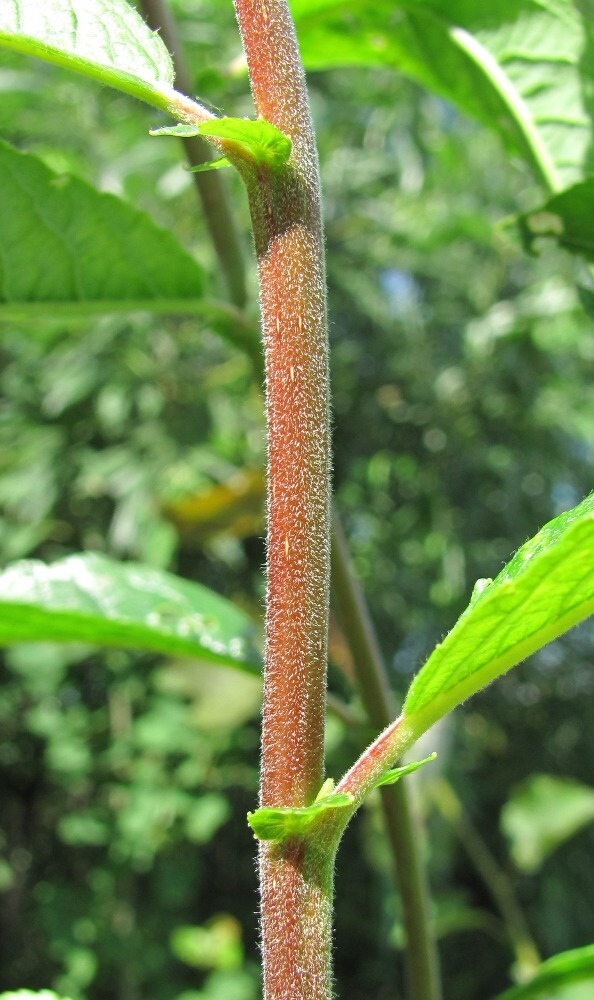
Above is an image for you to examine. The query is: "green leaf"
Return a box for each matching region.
[0,0,177,112]
[292,0,593,190]
[490,944,594,1000]
[500,774,594,874]
[403,493,594,736]
[151,117,292,171]
[374,752,437,788]
[0,139,205,314]
[170,916,243,972]
[0,553,261,674]
[247,791,354,841]
[511,179,594,262]
[0,142,259,356]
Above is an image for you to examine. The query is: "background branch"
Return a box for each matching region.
[140,0,248,308]
[331,513,442,1000]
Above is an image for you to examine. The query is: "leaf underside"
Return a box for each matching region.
[0,140,204,312]
[292,0,593,191]
[0,0,175,108]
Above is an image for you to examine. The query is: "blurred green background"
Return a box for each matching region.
[1,2,593,999]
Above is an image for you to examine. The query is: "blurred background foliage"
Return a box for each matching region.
[1,1,594,999]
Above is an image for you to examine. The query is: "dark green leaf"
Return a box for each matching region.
[512,179,594,262]
[0,140,205,314]
[403,493,594,736]
[0,553,261,674]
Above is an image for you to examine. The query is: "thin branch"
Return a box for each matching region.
[431,778,540,977]
[140,0,248,307]
[331,513,442,1000]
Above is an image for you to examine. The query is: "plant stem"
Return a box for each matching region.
[331,514,442,1000]
[140,0,247,307]
[233,1,331,997]
[145,5,438,996]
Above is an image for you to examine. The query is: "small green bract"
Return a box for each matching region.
[374,752,437,788]
[150,117,292,171]
[248,755,437,841]
[248,791,354,841]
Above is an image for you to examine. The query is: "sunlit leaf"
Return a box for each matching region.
[161,470,265,544]
[501,774,594,874]
[0,0,176,112]
[491,944,594,1000]
[0,553,261,674]
[170,916,243,971]
[292,0,592,190]
[0,993,74,1000]
[403,493,594,736]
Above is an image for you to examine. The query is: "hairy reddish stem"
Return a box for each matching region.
[233,2,331,998]
[234,0,329,823]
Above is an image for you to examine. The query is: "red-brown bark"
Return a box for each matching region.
[233,3,332,997]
